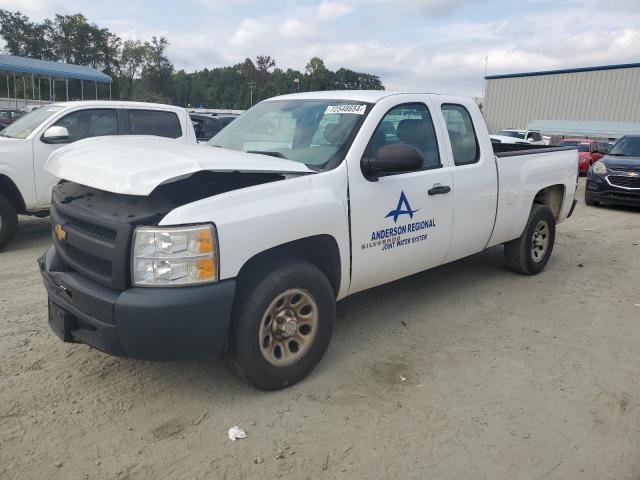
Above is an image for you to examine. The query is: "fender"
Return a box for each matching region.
[159,164,353,299]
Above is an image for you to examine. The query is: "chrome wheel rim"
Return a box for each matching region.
[531,220,549,262]
[258,288,318,367]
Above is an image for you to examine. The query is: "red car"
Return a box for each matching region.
[558,138,605,174]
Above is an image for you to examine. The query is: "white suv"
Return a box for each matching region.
[0,101,197,249]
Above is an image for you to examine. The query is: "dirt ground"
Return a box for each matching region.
[1,178,639,480]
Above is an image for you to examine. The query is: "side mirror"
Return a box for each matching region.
[42,126,70,144]
[361,144,424,181]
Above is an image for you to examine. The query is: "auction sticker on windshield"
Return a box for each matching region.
[324,105,367,115]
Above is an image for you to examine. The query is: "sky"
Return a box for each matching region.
[2,0,640,97]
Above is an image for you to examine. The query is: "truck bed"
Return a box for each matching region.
[487,146,579,248]
[493,143,577,156]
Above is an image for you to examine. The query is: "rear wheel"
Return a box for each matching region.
[0,194,18,250]
[228,259,335,390]
[504,204,556,275]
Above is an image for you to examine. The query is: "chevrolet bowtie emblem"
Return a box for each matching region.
[628,172,638,177]
[54,223,67,242]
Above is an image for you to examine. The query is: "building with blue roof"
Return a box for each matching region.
[0,54,113,109]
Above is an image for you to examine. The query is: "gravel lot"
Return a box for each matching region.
[1,179,639,480]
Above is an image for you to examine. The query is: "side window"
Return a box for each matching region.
[533,132,542,142]
[53,109,118,143]
[441,104,479,165]
[128,110,182,139]
[366,103,440,170]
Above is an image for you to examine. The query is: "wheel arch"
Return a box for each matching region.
[0,174,27,214]
[533,184,565,220]
[234,234,342,296]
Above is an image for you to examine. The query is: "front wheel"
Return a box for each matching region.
[0,194,18,251]
[228,259,335,390]
[504,204,556,275]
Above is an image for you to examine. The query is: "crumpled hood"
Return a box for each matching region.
[45,135,313,195]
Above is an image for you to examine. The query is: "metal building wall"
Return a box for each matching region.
[483,66,640,134]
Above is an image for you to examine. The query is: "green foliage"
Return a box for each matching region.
[0,10,384,107]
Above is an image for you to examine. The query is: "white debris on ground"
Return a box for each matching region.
[228,426,247,442]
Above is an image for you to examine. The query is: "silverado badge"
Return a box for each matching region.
[54,223,67,242]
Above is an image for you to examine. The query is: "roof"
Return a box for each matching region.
[44,100,185,111]
[268,90,401,103]
[0,54,112,83]
[485,62,640,80]
[526,120,640,138]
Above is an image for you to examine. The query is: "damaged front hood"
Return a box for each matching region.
[45,135,313,195]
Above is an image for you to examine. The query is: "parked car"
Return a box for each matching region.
[190,113,238,142]
[40,91,578,390]
[558,138,605,174]
[602,140,617,152]
[490,129,548,145]
[0,109,20,126]
[0,101,197,249]
[585,135,640,207]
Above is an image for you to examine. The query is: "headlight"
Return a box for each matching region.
[132,224,218,287]
[592,161,607,175]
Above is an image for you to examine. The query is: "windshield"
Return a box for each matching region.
[559,141,590,152]
[496,130,525,139]
[1,105,61,139]
[608,136,640,157]
[208,99,369,170]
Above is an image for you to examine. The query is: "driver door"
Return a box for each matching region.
[348,100,454,294]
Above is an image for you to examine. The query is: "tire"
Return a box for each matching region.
[504,204,556,275]
[0,193,18,251]
[228,259,335,390]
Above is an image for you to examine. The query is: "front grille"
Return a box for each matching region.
[64,244,113,276]
[51,201,132,290]
[67,218,117,243]
[608,175,640,189]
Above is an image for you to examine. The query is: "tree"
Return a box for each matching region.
[255,55,276,82]
[119,40,147,99]
[304,57,335,91]
[0,10,55,59]
[139,37,174,102]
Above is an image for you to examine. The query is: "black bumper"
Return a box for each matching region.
[39,246,236,360]
[586,174,640,207]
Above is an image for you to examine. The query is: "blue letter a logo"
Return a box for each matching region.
[386,191,418,223]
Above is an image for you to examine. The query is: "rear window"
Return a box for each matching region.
[128,110,182,139]
[559,141,589,152]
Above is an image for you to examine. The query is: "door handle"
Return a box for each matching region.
[428,185,451,196]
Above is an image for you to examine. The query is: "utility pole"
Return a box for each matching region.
[184,61,187,108]
[481,56,489,100]
[248,81,257,107]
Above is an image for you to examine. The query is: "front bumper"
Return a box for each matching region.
[39,246,236,360]
[586,173,640,207]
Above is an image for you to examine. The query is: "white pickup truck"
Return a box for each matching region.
[490,129,549,145]
[0,101,197,249]
[39,91,578,390]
